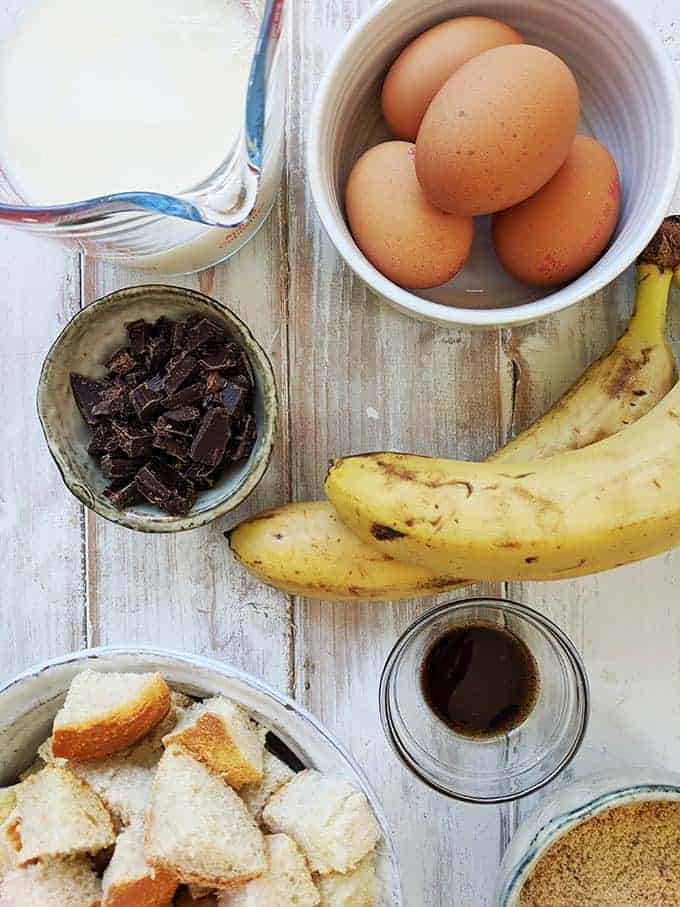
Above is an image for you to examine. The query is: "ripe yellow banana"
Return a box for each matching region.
[230,254,676,600]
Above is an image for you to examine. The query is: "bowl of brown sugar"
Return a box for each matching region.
[495,771,680,905]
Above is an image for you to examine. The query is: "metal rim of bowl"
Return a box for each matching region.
[307,0,680,329]
[379,596,591,804]
[0,644,403,905]
[36,284,278,533]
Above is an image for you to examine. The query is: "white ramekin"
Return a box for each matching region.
[0,646,402,905]
[308,0,680,328]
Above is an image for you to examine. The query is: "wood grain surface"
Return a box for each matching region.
[1,1,678,905]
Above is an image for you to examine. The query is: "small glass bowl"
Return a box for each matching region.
[379,597,590,804]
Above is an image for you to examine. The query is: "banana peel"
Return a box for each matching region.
[231,219,679,600]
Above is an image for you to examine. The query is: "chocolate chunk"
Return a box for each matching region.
[163,353,197,395]
[152,316,174,340]
[205,372,227,395]
[239,413,258,443]
[135,460,196,516]
[130,374,165,421]
[198,341,238,371]
[126,319,148,356]
[88,423,120,456]
[153,431,190,462]
[190,408,232,469]
[91,382,129,418]
[165,406,200,424]
[182,462,217,489]
[232,373,252,390]
[70,373,109,426]
[170,321,187,353]
[218,382,249,419]
[123,367,150,388]
[228,436,255,462]
[103,480,141,510]
[232,351,254,386]
[163,382,205,409]
[100,455,145,480]
[184,318,222,353]
[145,335,170,373]
[105,347,138,376]
[112,422,153,458]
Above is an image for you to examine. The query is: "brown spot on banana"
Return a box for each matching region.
[371,524,406,541]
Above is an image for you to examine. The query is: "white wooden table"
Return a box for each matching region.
[1,2,679,904]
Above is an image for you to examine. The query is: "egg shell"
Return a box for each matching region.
[345,141,474,290]
[492,136,621,287]
[415,44,580,216]
[381,17,523,142]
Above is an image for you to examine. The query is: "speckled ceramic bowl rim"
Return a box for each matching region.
[307,0,680,329]
[498,780,680,904]
[36,285,278,533]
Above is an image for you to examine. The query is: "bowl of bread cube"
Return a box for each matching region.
[0,647,401,906]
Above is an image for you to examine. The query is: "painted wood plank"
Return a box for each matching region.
[0,231,85,677]
[80,202,293,691]
[285,1,511,903]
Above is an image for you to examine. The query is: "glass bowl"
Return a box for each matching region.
[380,597,589,803]
[0,645,403,905]
[494,770,680,905]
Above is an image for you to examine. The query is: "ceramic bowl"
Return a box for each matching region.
[494,770,680,904]
[37,285,277,532]
[0,646,403,905]
[308,0,680,328]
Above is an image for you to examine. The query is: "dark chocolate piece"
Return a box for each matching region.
[205,372,227,395]
[239,413,258,443]
[163,382,205,409]
[152,316,174,340]
[165,406,200,424]
[218,382,249,419]
[70,373,109,426]
[170,321,187,353]
[126,319,148,357]
[130,375,165,421]
[145,335,170,373]
[112,422,153,458]
[182,462,217,489]
[190,408,232,469]
[100,455,145,480]
[198,342,238,371]
[105,347,138,376]
[103,480,141,510]
[153,431,190,462]
[163,353,197,395]
[184,318,222,353]
[88,423,120,456]
[135,460,196,516]
[228,436,255,462]
[91,382,129,418]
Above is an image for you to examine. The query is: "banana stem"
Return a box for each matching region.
[628,264,674,345]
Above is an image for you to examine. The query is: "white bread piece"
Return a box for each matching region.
[262,771,380,875]
[146,747,266,887]
[102,822,176,907]
[41,690,189,772]
[0,857,102,907]
[217,834,320,907]
[9,765,115,865]
[316,853,377,906]
[53,670,171,761]
[69,759,155,829]
[240,751,295,820]
[0,821,17,880]
[0,790,17,826]
[175,888,217,906]
[163,697,264,789]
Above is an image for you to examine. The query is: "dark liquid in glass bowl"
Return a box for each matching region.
[421,621,539,739]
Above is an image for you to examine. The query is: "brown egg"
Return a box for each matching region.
[415,45,580,216]
[492,136,621,287]
[345,141,474,290]
[381,17,523,142]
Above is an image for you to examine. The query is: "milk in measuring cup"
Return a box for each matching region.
[0,0,277,273]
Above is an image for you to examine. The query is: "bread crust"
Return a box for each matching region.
[53,676,171,761]
[164,713,260,789]
[102,870,177,907]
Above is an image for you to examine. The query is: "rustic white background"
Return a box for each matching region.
[1,1,679,904]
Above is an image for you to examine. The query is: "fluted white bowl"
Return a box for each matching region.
[308,0,680,328]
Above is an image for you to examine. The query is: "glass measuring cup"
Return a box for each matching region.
[0,0,286,273]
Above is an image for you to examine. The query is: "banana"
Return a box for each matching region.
[230,253,676,600]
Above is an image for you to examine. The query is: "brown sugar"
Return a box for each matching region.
[519,799,680,906]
